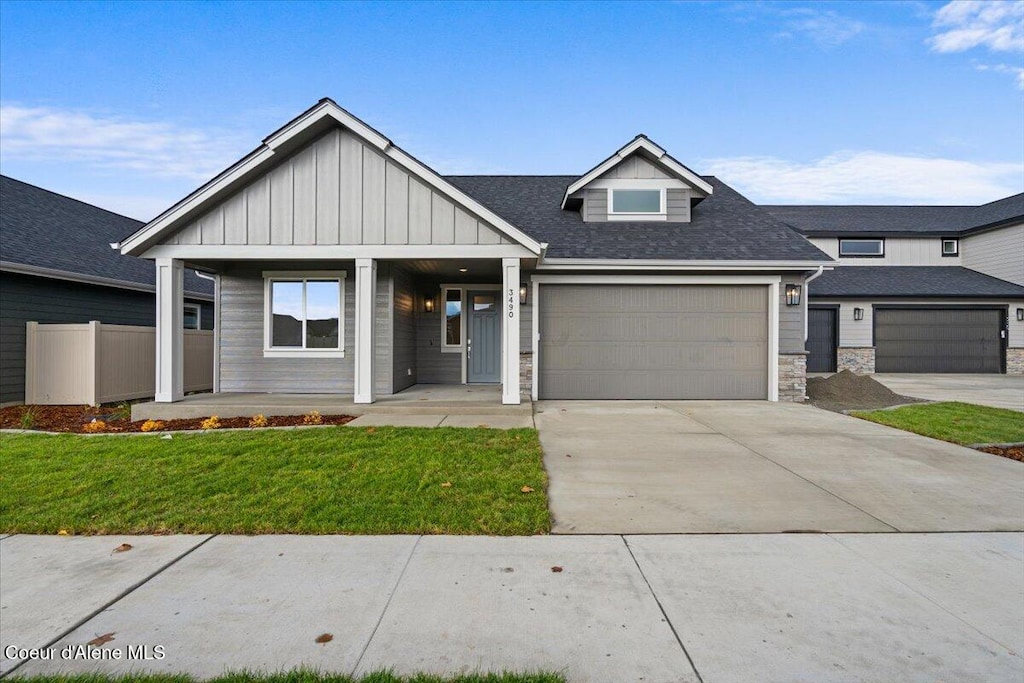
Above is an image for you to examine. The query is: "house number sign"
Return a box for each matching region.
[507,288,516,318]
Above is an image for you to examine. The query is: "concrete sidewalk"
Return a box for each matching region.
[2,533,1021,682]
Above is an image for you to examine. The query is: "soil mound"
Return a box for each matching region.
[806,370,925,413]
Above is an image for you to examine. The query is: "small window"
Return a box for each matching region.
[942,238,959,257]
[611,189,662,214]
[839,239,884,257]
[472,294,496,312]
[264,272,345,356]
[443,288,463,349]
[183,304,201,330]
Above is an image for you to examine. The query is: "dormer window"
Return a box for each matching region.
[608,188,666,221]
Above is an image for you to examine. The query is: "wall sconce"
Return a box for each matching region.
[1017,308,1024,322]
[519,286,528,304]
[424,296,435,313]
[785,284,802,306]
[853,307,864,321]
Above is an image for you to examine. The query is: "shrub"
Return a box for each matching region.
[82,419,106,433]
[112,401,132,422]
[200,415,221,430]
[19,407,37,430]
[140,419,165,432]
[303,410,323,426]
[249,414,268,428]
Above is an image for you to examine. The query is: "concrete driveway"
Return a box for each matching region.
[536,401,1024,534]
[873,373,1024,411]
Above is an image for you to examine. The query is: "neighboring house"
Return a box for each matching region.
[0,176,215,405]
[765,197,1024,375]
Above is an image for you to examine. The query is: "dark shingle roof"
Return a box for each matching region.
[764,193,1024,236]
[445,175,830,261]
[810,266,1024,298]
[0,176,212,297]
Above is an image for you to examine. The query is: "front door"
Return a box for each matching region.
[806,307,838,373]
[467,290,501,383]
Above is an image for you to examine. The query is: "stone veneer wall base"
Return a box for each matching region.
[1008,348,1024,376]
[838,347,875,374]
[778,352,808,402]
[519,353,533,395]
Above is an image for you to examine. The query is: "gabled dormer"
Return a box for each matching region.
[561,135,713,223]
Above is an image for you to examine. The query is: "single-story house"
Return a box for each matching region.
[765,197,1024,375]
[114,99,1023,410]
[0,176,215,405]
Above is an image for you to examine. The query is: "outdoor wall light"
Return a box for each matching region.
[853,307,864,321]
[784,284,802,306]
[1017,307,1024,322]
[519,286,528,304]
[424,296,435,313]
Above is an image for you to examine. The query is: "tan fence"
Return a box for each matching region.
[25,321,213,405]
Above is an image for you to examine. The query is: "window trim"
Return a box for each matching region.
[941,238,959,257]
[838,238,885,258]
[183,303,201,330]
[262,270,346,358]
[606,187,667,221]
[440,286,464,354]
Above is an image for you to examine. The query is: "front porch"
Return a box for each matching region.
[131,384,532,421]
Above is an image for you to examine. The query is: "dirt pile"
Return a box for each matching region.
[806,370,926,413]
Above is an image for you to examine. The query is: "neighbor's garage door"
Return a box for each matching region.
[875,308,1004,373]
[538,285,768,399]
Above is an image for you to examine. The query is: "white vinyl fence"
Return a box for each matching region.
[25,321,213,405]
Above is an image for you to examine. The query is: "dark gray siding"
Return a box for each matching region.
[779,274,806,353]
[415,304,461,383]
[392,266,417,392]
[0,272,212,404]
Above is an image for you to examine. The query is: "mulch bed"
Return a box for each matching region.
[977,445,1024,463]
[0,404,355,433]
[806,370,927,413]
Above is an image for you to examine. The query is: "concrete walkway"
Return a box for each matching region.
[537,401,1024,534]
[873,373,1024,412]
[2,533,1021,682]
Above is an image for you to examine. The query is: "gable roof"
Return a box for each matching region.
[809,265,1024,298]
[118,99,542,256]
[448,175,831,262]
[0,175,212,298]
[560,135,714,209]
[764,193,1024,236]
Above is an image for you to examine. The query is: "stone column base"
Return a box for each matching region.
[838,347,875,374]
[778,352,807,402]
[519,353,533,395]
[1008,348,1024,376]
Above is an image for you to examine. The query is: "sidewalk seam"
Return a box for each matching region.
[622,535,704,683]
[0,534,218,679]
[350,534,422,677]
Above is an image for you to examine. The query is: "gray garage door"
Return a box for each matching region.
[875,308,1004,373]
[539,285,768,399]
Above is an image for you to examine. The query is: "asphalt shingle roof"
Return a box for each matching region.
[810,266,1024,299]
[764,193,1024,236]
[445,175,830,261]
[0,176,212,297]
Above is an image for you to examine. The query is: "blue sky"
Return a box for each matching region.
[1,0,1022,220]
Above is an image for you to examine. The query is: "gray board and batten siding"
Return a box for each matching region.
[164,128,513,248]
[575,153,691,222]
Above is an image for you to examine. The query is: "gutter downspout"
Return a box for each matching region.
[803,266,826,342]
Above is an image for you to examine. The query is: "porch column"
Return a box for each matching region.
[155,257,184,403]
[354,258,377,404]
[501,257,521,405]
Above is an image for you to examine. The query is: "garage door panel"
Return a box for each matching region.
[875,308,1003,373]
[539,285,769,400]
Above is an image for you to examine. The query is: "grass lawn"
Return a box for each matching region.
[0,427,548,535]
[8,672,564,683]
[852,401,1024,446]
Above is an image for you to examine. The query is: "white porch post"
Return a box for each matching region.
[501,257,521,405]
[155,257,184,403]
[354,258,377,404]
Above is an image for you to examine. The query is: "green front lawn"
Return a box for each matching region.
[852,401,1024,446]
[0,427,548,535]
[9,672,564,683]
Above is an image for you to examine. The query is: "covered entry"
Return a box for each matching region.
[537,283,771,399]
[874,307,1005,373]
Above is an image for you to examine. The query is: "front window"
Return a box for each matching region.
[610,189,663,214]
[443,287,463,349]
[183,304,201,330]
[839,238,884,257]
[942,238,959,256]
[264,272,345,356]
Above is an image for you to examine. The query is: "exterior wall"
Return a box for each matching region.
[962,223,1024,286]
[217,263,391,394]
[519,353,533,395]
[391,266,417,392]
[779,274,806,354]
[581,186,689,222]
[414,293,461,384]
[837,347,876,374]
[778,352,807,402]
[807,236,962,266]
[0,271,212,405]
[166,128,511,248]
[1008,348,1024,376]
[596,154,672,181]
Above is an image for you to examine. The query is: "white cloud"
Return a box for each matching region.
[0,105,248,181]
[775,7,866,47]
[974,61,1024,88]
[703,151,1023,204]
[929,0,1024,52]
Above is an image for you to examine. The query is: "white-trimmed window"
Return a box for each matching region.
[839,238,885,257]
[942,238,959,257]
[183,303,201,330]
[607,188,666,221]
[441,287,463,353]
[263,271,345,357]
